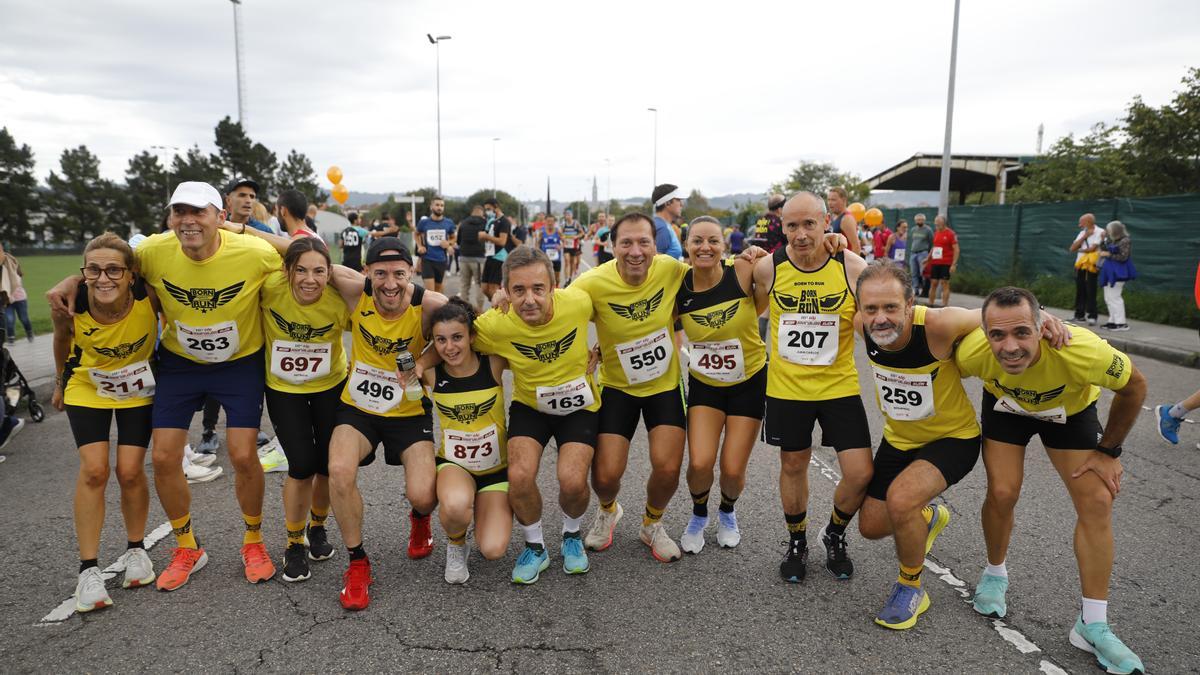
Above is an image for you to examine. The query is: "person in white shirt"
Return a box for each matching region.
[1068,213,1103,325]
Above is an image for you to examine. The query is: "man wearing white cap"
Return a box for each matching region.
[651,184,685,260]
[48,181,284,591]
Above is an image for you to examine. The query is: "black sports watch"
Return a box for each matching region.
[1096,444,1123,458]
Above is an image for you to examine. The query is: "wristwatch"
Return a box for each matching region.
[1096,444,1123,458]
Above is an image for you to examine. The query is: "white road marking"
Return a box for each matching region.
[808,450,1067,671]
[38,521,172,626]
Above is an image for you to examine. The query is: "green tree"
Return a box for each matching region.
[171,145,224,186]
[462,189,523,222]
[44,145,120,242]
[680,190,713,222]
[1007,125,1130,203]
[770,160,870,203]
[275,149,329,206]
[212,116,278,195]
[123,150,168,234]
[0,127,40,244]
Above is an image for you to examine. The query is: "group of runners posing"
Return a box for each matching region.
[48,183,1145,675]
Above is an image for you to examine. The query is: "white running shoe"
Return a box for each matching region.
[716,509,742,548]
[257,436,282,458]
[119,547,156,588]
[74,567,113,612]
[184,462,224,483]
[184,444,216,468]
[640,522,682,562]
[584,502,623,551]
[259,446,289,473]
[680,514,707,554]
[444,543,469,585]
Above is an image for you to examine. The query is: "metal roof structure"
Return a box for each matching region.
[866,153,1033,202]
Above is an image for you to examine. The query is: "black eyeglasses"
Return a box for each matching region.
[80,265,129,280]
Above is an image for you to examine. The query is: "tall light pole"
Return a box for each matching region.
[647,108,658,191]
[230,0,246,125]
[427,33,452,196]
[604,158,611,207]
[492,137,501,198]
[937,0,961,218]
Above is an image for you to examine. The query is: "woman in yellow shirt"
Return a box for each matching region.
[51,233,159,613]
[259,237,351,583]
[421,298,512,584]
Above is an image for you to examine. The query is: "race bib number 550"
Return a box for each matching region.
[616,328,671,385]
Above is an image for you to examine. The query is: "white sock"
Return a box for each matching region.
[1170,403,1189,419]
[1081,597,1108,624]
[984,562,1008,578]
[561,511,583,534]
[520,520,544,546]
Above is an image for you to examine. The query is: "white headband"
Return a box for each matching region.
[654,188,684,207]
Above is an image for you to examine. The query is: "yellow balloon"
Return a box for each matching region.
[864,207,884,227]
[332,183,349,205]
[327,166,343,185]
[848,202,866,222]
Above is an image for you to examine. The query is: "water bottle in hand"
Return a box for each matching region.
[395,351,424,402]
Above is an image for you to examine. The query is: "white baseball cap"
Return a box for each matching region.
[168,181,223,210]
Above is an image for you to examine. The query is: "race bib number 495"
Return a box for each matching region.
[689,339,745,383]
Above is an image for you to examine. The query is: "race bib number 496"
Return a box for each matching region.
[348,362,401,414]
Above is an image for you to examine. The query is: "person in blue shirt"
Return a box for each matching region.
[536,214,564,287]
[416,197,457,293]
[650,184,685,259]
[224,178,273,235]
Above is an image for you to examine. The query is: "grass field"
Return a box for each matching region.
[14,254,81,335]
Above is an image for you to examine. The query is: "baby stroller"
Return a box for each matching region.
[4,346,44,422]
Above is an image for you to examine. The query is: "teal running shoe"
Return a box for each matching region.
[874,581,931,630]
[511,545,550,585]
[561,535,590,574]
[972,572,1008,618]
[1069,615,1145,675]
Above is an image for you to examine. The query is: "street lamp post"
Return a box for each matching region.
[427,33,452,196]
[492,137,501,198]
[647,108,658,191]
[604,158,611,207]
[230,0,246,125]
[937,0,961,218]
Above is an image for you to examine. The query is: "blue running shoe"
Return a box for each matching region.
[925,504,951,556]
[1156,405,1181,445]
[511,545,550,585]
[972,572,1008,618]
[562,535,590,575]
[1069,615,1145,675]
[874,581,931,630]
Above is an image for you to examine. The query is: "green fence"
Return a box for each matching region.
[877,193,1200,294]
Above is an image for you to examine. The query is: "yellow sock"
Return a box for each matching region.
[242,513,263,545]
[286,520,306,547]
[309,506,330,529]
[898,563,923,588]
[170,514,198,549]
[921,505,934,525]
[642,503,664,527]
[448,531,467,546]
[600,500,617,514]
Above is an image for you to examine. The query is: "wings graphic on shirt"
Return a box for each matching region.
[93,334,149,359]
[690,302,739,329]
[270,309,334,341]
[512,328,577,363]
[992,380,1066,405]
[358,325,413,356]
[436,395,498,425]
[772,288,848,313]
[162,279,244,313]
[608,288,664,322]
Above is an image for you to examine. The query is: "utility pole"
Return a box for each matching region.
[647,108,658,191]
[492,137,500,198]
[230,0,246,125]
[427,34,452,195]
[937,0,961,218]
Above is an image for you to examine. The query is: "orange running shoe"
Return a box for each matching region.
[156,547,208,592]
[339,558,373,611]
[408,511,433,559]
[241,542,276,583]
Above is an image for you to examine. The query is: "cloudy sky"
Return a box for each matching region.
[2,0,1197,202]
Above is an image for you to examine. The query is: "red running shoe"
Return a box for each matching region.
[339,558,373,611]
[407,511,433,559]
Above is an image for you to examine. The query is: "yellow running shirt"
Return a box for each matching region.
[571,255,688,397]
[766,248,859,400]
[956,325,1132,422]
[259,271,350,394]
[63,280,157,409]
[340,282,429,418]
[863,305,978,450]
[473,287,600,414]
[676,264,766,387]
[432,355,507,476]
[137,230,280,364]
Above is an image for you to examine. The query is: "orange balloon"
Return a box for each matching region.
[332,183,349,205]
[848,202,866,222]
[327,165,343,185]
[864,207,884,227]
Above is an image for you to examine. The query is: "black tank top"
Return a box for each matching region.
[675,264,746,314]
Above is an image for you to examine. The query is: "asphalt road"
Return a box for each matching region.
[2,255,1197,673]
